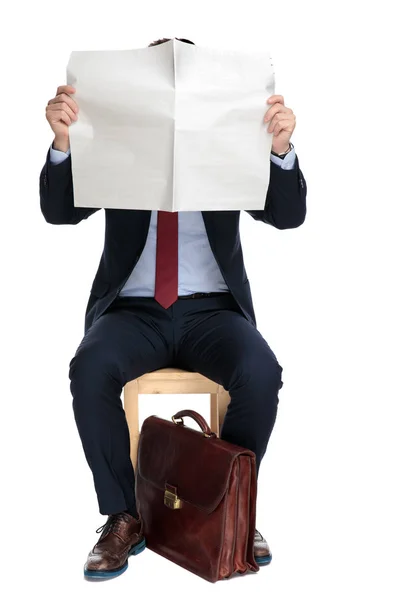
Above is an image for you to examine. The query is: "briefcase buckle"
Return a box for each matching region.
[164,487,182,510]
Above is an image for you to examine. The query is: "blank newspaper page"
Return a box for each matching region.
[67,39,275,211]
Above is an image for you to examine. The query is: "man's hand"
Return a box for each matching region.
[264,95,296,155]
[46,85,79,152]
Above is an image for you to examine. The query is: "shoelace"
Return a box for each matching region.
[95,513,129,538]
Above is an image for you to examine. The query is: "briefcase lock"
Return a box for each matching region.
[164,486,182,510]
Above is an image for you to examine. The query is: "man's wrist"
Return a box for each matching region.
[53,136,70,153]
[271,142,293,157]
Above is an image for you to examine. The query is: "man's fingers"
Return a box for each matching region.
[48,92,78,113]
[46,101,77,122]
[57,84,76,96]
[264,104,292,122]
[267,95,284,104]
[46,102,77,124]
[58,92,79,113]
[56,109,74,126]
[271,118,295,136]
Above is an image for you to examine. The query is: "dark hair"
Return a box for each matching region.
[148,37,195,47]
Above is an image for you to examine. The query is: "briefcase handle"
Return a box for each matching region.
[172,409,217,438]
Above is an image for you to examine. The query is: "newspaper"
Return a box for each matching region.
[67,39,275,211]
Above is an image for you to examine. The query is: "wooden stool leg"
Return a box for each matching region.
[216,386,231,437]
[210,387,231,437]
[123,379,140,470]
[210,393,219,435]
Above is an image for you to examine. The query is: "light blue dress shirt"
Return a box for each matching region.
[49,144,296,295]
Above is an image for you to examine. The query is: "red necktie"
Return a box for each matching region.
[154,211,178,309]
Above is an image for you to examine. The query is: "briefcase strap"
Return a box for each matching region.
[172,410,216,438]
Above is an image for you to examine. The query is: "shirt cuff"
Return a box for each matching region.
[270,146,296,170]
[49,144,71,165]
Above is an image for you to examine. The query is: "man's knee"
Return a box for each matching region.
[253,358,283,393]
[69,339,122,397]
[233,352,283,394]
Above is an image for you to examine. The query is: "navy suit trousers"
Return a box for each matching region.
[69,293,284,516]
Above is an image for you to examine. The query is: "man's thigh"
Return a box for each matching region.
[176,304,283,391]
[69,299,172,386]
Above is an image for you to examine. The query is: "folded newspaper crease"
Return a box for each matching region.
[67,39,275,211]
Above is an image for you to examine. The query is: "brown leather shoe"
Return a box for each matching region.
[84,512,146,579]
[254,529,272,565]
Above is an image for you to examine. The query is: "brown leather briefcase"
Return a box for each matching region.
[136,409,259,582]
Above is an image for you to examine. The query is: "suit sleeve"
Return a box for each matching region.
[39,146,100,225]
[246,154,307,229]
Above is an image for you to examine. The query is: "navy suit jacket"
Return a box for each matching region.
[39,148,307,333]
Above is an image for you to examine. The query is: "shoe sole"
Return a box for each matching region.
[255,553,272,566]
[84,538,146,580]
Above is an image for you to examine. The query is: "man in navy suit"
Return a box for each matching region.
[40,37,307,579]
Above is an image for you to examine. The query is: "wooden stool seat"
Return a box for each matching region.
[123,368,231,468]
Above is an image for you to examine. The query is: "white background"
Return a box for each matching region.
[1,1,399,598]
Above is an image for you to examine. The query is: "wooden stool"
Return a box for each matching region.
[123,368,231,469]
